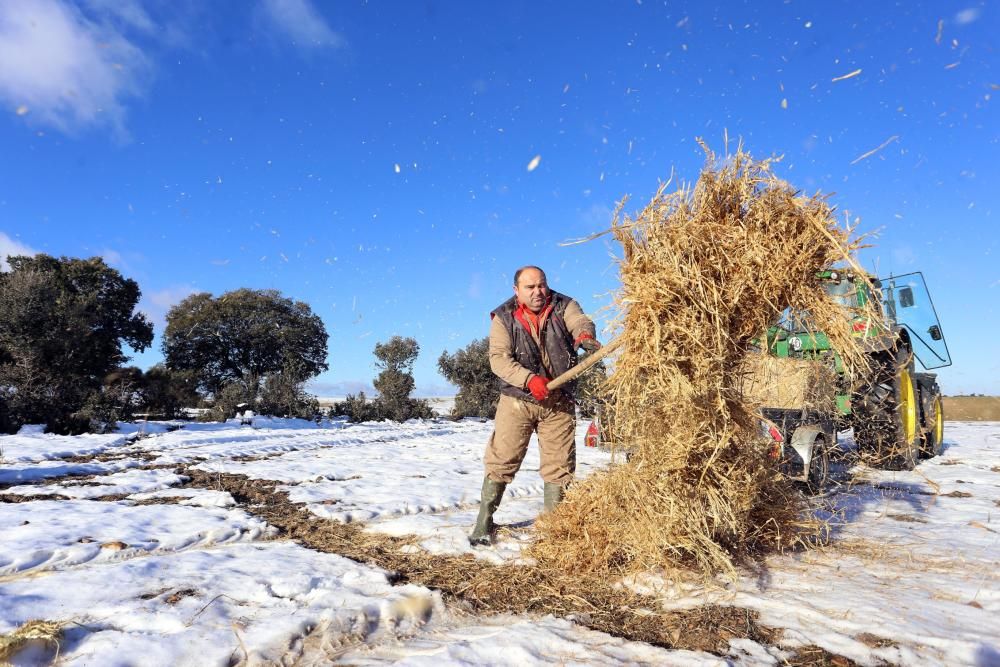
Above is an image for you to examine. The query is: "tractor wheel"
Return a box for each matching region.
[920,388,945,458]
[805,435,830,494]
[852,349,920,471]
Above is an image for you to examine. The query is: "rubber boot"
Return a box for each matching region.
[469,477,506,546]
[543,482,565,513]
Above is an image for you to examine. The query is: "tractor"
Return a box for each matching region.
[582,270,951,486]
[765,270,951,477]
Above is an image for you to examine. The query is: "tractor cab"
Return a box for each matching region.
[874,272,951,371]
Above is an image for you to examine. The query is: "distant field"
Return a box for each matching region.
[316,396,456,417]
[314,395,1000,421]
[943,396,1000,421]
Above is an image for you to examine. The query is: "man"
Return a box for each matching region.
[469,266,601,546]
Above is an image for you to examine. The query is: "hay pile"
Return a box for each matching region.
[534,145,873,579]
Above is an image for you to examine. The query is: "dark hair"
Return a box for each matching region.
[514,265,546,287]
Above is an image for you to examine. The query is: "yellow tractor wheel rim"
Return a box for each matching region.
[898,367,917,444]
[934,396,944,445]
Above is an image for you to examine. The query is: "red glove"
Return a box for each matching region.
[574,332,601,353]
[527,375,550,401]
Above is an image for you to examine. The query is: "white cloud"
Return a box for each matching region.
[139,285,199,328]
[0,0,150,136]
[83,0,155,34]
[259,0,343,49]
[0,231,36,271]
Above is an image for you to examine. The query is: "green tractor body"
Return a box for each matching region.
[765,270,951,473]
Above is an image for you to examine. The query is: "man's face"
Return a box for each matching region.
[515,268,549,313]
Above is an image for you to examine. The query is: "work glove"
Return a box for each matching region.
[527,375,551,402]
[574,333,602,354]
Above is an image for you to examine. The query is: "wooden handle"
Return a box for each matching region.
[547,337,623,391]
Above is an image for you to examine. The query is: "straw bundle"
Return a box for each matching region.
[533,145,873,579]
[0,620,62,663]
[738,353,838,412]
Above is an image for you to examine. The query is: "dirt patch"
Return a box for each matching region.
[138,587,198,604]
[230,452,288,463]
[942,491,973,498]
[0,492,188,506]
[0,493,68,503]
[938,460,962,466]
[792,645,863,666]
[179,468,850,664]
[856,632,898,649]
[166,588,198,604]
[62,449,159,464]
[887,513,927,523]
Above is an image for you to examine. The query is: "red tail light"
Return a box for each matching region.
[765,424,782,460]
[585,421,599,447]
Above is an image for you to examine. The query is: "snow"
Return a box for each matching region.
[0,500,274,576]
[3,468,188,499]
[0,458,143,485]
[1,417,998,665]
[627,423,1000,666]
[0,431,131,463]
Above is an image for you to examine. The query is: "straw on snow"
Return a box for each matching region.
[0,620,62,663]
[533,144,875,580]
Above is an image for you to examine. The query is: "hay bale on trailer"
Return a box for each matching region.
[738,353,838,413]
[532,144,876,580]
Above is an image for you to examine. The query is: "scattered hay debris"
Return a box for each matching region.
[856,632,897,648]
[181,469,790,656]
[0,620,62,663]
[533,144,874,581]
[792,645,862,666]
[166,588,199,605]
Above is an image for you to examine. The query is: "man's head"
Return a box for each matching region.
[513,266,549,313]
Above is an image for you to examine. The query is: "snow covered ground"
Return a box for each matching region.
[1,417,997,666]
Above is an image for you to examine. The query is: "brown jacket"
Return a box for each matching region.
[489,292,596,403]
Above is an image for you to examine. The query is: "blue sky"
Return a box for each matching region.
[0,1,996,395]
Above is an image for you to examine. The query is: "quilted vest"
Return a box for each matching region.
[491,291,578,403]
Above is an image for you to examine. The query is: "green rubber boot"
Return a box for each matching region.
[543,482,565,513]
[469,477,506,546]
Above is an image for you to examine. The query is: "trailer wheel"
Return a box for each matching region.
[920,389,945,458]
[805,435,830,494]
[852,349,919,471]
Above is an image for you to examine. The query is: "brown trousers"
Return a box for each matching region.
[484,393,576,485]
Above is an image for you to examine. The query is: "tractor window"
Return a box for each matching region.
[898,287,915,308]
[822,279,860,308]
[879,272,952,370]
